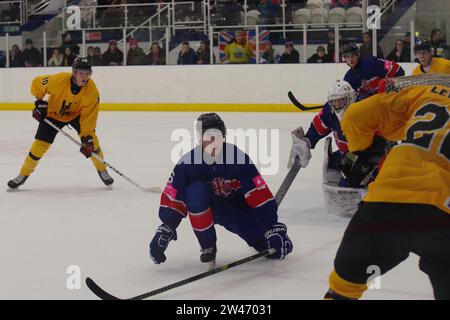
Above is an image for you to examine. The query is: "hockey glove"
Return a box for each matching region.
[288,129,312,169]
[265,223,293,260]
[32,100,48,122]
[340,136,392,187]
[149,224,177,264]
[80,136,94,158]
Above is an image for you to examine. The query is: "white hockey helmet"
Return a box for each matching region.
[327,80,356,119]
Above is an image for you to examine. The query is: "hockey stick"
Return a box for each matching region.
[86,248,276,300]
[43,118,161,193]
[274,159,301,205]
[274,126,304,205]
[288,91,323,111]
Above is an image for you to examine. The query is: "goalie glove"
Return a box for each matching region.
[288,127,312,169]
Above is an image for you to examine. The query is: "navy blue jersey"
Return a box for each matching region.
[344,55,405,99]
[306,102,349,153]
[159,143,278,230]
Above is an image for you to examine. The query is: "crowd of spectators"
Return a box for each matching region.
[0,24,448,67]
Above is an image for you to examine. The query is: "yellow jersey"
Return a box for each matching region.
[224,42,253,64]
[31,72,100,137]
[341,85,450,214]
[412,57,450,75]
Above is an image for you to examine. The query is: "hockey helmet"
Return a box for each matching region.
[414,40,431,53]
[327,80,356,119]
[72,57,92,73]
[342,43,359,57]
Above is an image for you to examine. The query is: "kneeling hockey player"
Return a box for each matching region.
[150,113,293,266]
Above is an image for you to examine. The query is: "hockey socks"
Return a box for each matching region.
[20,139,52,177]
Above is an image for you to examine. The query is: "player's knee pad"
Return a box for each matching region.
[185,181,212,212]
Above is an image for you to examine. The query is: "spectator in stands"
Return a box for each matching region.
[145,42,166,65]
[22,39,42,67]
[177,41,197,65]
[1,2,21,22]
[261,41,279,64]
[196,41,215,64]
[307,46,331,63]
[430,28,450,59]
[128,0,149,26]
[279,42,300,64]
[221,0,242,26]
[86,46,102,66]
[47,48,64,67]
[359,31,384,59]
[327,29,336,62]
[61,46,77,66]
[102,40,124,66]
[403,32,412,59]
[386,39,410,62]
[9,44,24,67]
[224,31,253,64]
[61,32,80,56]
[94,47,102,60]
[337,42,347,63]
[127,38,145,65]
[257,0,281,25]
[98,0,124,27]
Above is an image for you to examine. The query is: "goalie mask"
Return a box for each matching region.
[327,80,356,120]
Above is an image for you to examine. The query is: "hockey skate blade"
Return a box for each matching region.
[207,260,216,270]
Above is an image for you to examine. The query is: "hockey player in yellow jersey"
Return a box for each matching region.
[412,40,450,75]
[324,74,450,300]
[7,58,114,189]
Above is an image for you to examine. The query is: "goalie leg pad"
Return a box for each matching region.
[321,182,366,217]
[322,137,344,184]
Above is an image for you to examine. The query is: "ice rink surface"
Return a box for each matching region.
[0,111,433,299]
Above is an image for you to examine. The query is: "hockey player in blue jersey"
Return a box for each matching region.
[342,43,405,99]
[288,80,357,185]
[149,113,293,265]
[288,81,391,216]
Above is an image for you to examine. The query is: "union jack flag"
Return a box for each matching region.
[210,177,241,197]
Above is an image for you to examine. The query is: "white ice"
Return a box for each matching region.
[0,111,433,299]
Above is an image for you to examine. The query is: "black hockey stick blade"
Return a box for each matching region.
[86,248,275,300]
[288,91,323,111]
[86,277,121,300]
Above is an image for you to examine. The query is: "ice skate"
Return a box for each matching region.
[98,170,114,188]
[7,174,28,190]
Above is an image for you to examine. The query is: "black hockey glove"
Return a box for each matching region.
[340,136,393,188]
[265,223,293,260]
[32,100,48,122]
[80,136,94,158]
[149,224,177,264]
